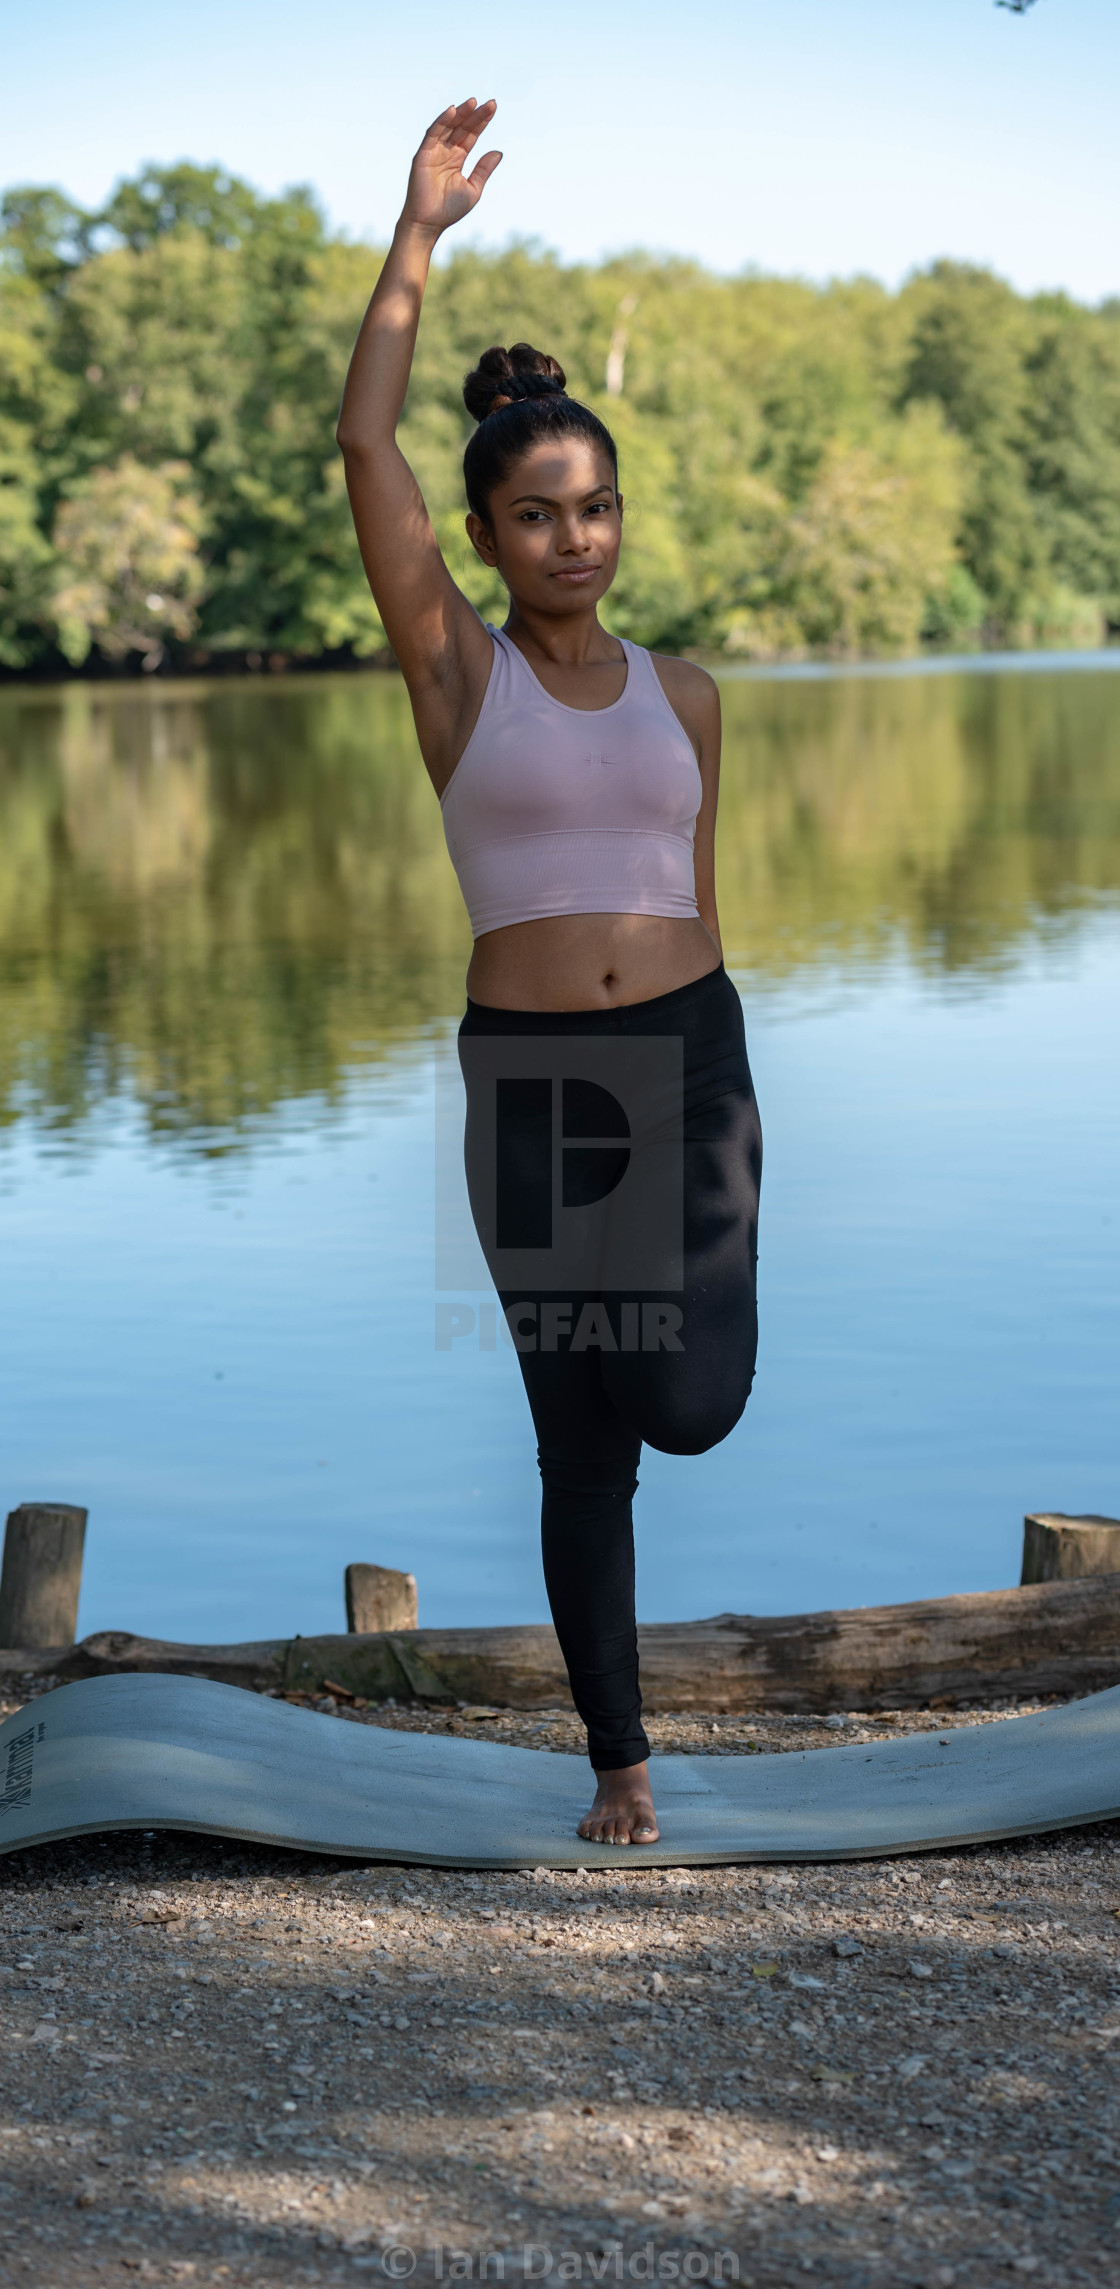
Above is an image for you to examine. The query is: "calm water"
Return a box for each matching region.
[1,657,1118,1643]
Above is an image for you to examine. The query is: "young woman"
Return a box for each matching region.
[337,99,762,1846]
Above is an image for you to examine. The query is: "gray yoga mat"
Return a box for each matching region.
[2,1674,1119,1868]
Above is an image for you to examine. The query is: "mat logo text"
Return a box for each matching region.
[0,1724,36,1817]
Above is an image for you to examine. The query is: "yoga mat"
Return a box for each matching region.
[1,1675,1118,1868]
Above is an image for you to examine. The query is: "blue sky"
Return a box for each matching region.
[4,0,1117,298]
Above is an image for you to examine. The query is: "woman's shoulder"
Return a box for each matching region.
[642,649,719,706]
[642,649,721,751]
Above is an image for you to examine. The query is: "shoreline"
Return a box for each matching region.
[3,641,1120,693]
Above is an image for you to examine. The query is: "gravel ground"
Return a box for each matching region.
[1,1680,1118,2289]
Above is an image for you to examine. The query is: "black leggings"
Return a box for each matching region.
[457,960,762,1771]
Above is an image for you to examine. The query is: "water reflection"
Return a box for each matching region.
[718,663,1120,980]
[2,659,1118,1151]
[0,676,470,1149]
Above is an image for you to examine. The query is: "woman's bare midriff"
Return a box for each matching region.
[465,912,722,1012]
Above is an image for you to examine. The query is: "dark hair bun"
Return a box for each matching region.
[462,342,567,424]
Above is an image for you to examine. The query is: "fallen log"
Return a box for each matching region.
[0,1633,288,1694]
[5,1571,1120,1712]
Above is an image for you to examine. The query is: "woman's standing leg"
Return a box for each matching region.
[498,1292,649,1772]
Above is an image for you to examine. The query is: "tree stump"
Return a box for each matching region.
[344,1563,418,1634]
[1022,1512,1120,1584]
[0,1503,88,1648]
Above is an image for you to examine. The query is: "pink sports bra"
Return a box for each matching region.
[438,626,703,938]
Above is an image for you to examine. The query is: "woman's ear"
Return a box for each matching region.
[617,493,624,521]
[466,511,498,566]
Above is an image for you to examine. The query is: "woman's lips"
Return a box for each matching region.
[551,566,600,583]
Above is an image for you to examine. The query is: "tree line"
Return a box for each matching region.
[1,164,1118,673]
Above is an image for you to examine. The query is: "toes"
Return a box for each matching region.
[578,1800,659,1845]
[578,1817,626,1845]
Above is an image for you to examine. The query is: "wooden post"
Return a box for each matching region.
[0,1504,88,1647]
[344,1563,418,1634]
[1022,1512,1120,1584]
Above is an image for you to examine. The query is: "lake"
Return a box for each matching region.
[1,654,1118,1645]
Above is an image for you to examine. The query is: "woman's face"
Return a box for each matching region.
[466,437,623,615]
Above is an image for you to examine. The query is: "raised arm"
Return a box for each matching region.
[336,100,502,786]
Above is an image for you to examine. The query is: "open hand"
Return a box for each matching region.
[402,99,502,237]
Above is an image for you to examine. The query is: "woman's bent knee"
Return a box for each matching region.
[633,1363,756,1458]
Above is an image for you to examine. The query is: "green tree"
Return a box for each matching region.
[52,455,205,666]
[0,186,94,288]
[1022,296,1120,621]
[898,261,1045,632]
[0,169,1116,671]
[0,254,75,662]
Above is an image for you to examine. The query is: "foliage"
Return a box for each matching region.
[52,456,205,665]
[1,166,1118,671]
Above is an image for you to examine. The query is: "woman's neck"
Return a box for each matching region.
[502,601,624,669]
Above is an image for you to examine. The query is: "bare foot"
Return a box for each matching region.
[577,1761,660,1846]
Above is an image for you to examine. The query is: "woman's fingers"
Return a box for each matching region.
[425,96,496,148]
[419,102,457,147]
[446,105,497,163]
[466,148,503,195]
